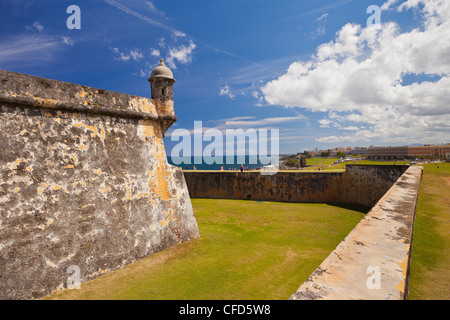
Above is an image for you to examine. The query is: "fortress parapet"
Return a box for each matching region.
[0,67,199,300]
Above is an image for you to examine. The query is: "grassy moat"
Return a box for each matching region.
[48,200,368,300]
[408,162,450,300]
[47,162,449,300]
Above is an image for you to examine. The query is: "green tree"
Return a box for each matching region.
[285,158,301,168]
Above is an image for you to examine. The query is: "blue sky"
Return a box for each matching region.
[1,0,449,155]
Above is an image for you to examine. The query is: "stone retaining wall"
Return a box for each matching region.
[290,166,423,300]
[0,69,200,300]
[184,164,421,299]
[184,165,409,207]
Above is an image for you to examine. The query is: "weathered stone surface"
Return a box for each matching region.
[0,69,199,300]
[289,166,423,300]
[184,165,420,300]
[184,165,409,207]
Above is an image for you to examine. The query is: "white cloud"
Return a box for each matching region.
[105,0,181,35]
[130,49,143,61]
[150,48,160,57]
[145,1,162,14]
[315,136,348,143]
[139,62,154,78]
[312,13,329,38]
[224,115,306,127]
[111,48,143,62]
[165,116,305,142]
[224,116,256,122]
[219,84,235,99]
[342,126,360,131]
[112,47,130,61]
[261,0,450,145]
[399,0,450,22]
[158,37,166,47]
[165,40,196,69]
[145,1,157,11]
[25,21,44,33]
[381,0,401,10]
[32,21,44,32]
[172,30,187,40]
[62,36,74,46]
[318,118,332,128]
[0,34,62,66]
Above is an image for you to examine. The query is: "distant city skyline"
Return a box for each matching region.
[0,0,449,154]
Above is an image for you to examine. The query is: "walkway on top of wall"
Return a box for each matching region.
[289,166,423,300]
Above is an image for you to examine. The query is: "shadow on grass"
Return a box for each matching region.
[325,202,372,214]
[241,199,371,214]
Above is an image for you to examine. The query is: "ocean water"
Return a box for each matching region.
[167,156,278,171]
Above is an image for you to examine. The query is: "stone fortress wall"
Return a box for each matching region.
[184,165,423,300]
[0,66,423,300]
[184,165,410,207]
[290,166,422,300]
[0,66,200,300]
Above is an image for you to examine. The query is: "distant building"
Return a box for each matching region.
[305,150,327,157]
[348,147,368,156]
[368,144,450,159]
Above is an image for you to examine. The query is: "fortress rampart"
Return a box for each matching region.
[0,67,423,300]
[0,68,199,300]
[184,165,422,299]
[290,166,423,300]
[184,165,410,207]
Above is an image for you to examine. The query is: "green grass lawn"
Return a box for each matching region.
[352,160,411,166]
[309,159,411,171]
[47,200,367,300]
[408,162,450,300]
[305,158,339,166]
[45,162,448,300]
[301,158,411,171]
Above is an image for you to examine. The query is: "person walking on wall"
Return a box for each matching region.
[240,164,244,172]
